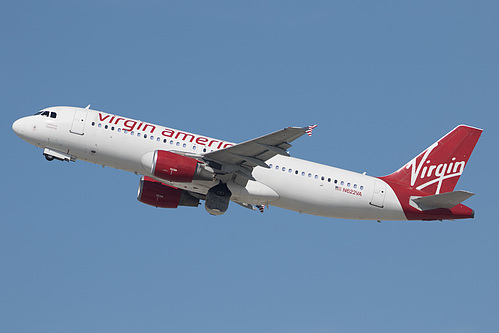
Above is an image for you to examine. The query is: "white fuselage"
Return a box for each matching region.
[13,106,406,220]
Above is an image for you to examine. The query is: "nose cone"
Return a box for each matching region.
[12,117,37,144]
[12,118,25,137]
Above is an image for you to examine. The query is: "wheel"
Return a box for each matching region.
[44,154,55,161]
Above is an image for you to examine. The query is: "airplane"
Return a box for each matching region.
[12,106,482,221]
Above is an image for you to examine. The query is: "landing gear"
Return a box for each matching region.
[42,148,75,162]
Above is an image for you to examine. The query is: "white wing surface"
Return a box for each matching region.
[202,126,314,181]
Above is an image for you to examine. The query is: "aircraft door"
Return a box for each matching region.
[370,179,386,208]
[70,109,87,135]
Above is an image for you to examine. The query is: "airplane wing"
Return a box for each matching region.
[202,126,316,180]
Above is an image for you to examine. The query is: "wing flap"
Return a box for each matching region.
[411,190,475,210]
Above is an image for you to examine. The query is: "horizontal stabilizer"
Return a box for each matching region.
[412,190,475,210]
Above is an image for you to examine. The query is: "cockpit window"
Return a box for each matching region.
[34,110,56,118]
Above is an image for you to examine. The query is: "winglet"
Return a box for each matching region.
[306,125,317,136]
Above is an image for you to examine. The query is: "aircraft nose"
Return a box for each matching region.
[12,117,34,140]
[12,118,25,136]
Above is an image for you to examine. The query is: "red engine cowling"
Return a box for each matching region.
[150,150,214,182]
[137,176,199,208]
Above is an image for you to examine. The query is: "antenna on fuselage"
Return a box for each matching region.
[85,104,91,109]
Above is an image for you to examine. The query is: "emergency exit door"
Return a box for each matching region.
[370,180,387,208]
[70,109,87,135]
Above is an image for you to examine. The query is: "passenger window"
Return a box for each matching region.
[111,127,115,131]
[92,122,95,126]
[354,184,357,189]
[98,123,102,128]
[301,172,305,176]
[288,169,292,173]
[269,164,273,168]
[341,181,344,185]
[105,125,108,129]
[308,173,312,178]
[282,167,285,171]
[360,186,364,190]
[131,131,134,135]
[157,137,160,142]
[118,128,121,132]
[275,166,279,170]
[321,176,325,181]
[328,178,331,182]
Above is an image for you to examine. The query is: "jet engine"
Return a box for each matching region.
[205,182,232,215]
[137,176,199,208]
[141,150,214,183]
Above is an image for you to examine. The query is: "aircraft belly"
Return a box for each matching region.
[228,181,279,205]
[272,187,406,220]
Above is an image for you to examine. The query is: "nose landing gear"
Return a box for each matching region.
[42,148,75,162]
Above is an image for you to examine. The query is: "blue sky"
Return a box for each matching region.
[2,1,498,332]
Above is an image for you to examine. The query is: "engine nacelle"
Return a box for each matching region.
[205,183,232,216]
[137,176,199,208]
[141,150,214,183]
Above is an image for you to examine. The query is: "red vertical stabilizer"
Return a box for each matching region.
[380,125,482,220]
[382,125,482,195]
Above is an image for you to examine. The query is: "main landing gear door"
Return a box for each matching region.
[70,109,88,135]
[370,179,387,208]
